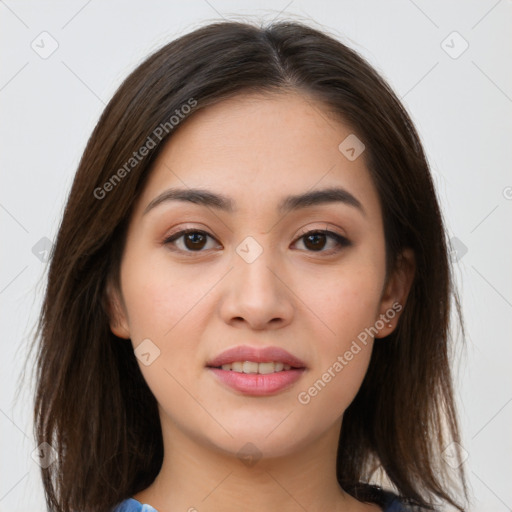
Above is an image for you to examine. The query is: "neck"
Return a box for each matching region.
[133,414,369,512]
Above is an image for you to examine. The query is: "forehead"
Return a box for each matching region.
[134,91,381,222]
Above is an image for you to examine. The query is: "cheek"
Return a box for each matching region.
[120,255,207,425]
[298,263,384,344]
[118,249,217,396]
[295,277,379,424]
[120,248,212,341]
[291,261,383,417]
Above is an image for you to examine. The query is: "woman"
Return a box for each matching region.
[33,20,469,512]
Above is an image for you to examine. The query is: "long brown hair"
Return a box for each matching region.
[31,20,469,511]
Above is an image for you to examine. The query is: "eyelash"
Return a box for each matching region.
[162,228,351,256]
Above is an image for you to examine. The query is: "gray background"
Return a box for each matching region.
[1,1,511,511]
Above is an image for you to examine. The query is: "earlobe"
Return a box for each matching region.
[375,248,415,339]
[104,280,130,339]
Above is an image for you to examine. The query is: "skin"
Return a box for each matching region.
[108,91,415,512]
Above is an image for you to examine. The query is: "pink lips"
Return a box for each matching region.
[206,345,306,396]
[207,345,306,368]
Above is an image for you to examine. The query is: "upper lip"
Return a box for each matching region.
[207,345,306,369]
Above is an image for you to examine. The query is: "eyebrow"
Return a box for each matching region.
[143,186,365,217]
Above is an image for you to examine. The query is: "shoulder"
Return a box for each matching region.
[382,496,427,512]
[112,488,433,512]
[348,483,435,512]
[111,498,159,512]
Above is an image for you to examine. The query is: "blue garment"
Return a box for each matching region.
[112,498,157,511]
[112,491,419,511]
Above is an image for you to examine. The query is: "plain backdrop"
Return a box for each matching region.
[1,1,511,511]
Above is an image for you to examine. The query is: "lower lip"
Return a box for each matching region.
[208,367,305,396]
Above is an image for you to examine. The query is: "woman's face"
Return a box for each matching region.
[109,92,412,459]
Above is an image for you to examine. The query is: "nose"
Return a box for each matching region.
[218,244,295,331]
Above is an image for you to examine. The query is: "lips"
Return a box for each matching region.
[206,345,306,396]
[206,345,306,369]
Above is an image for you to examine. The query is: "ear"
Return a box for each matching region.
[374,248,415,339]
[104,278,130,339]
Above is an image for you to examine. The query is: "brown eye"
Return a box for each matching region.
[303,232,328,251]
[294,230,351,253]
[183,232,207,250]
[164,229,219,253]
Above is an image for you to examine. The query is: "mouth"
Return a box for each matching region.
[212,361,295,373]
[206,345,306,396]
